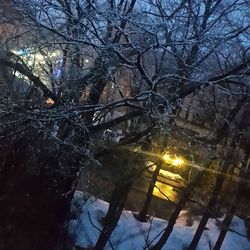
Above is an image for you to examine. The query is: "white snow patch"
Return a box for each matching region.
[68,195,250,250]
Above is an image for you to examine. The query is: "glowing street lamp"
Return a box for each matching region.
[172,157,184,166]
[162,152,184,166]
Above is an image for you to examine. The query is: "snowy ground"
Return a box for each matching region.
[68,192,250,250]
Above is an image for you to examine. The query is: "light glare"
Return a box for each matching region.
[172,158,184,166]
[163,153,170,162]
[162,153,185,166]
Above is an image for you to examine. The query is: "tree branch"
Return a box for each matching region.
[179,58,250,99]
[0,51,62,105]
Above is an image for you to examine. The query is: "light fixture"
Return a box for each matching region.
[172,157,184,166]
[162,152,184,166]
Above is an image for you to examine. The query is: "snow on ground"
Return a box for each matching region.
[68,192,250,250]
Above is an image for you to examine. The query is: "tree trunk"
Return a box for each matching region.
[187,159,229,250]
[94,181,133,250]
[214,152,247,250]
[152,170,205,250]
[213,206,235,250]
[137,162,161,222]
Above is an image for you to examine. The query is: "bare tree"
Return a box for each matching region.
[0,0,249,249]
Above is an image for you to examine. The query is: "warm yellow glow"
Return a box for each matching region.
[146,161,157,171]
[158,169,184,181]
[172,158,184,166]
[162,152,185,166]
[163,153,170,162]
[147,162,184,182]
[153,181,177,201]
[46,98,55,105]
